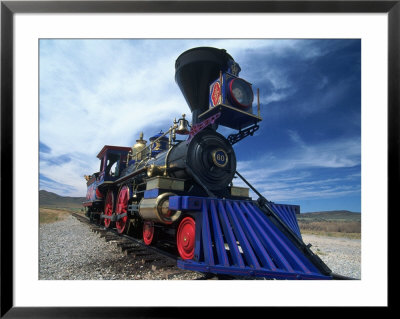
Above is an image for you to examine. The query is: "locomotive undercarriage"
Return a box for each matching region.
[88,171,178,240]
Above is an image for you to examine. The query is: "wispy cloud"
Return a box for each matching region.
[40,153,72,166]
[39,173,77,194]
[39,142,51,154]
[235,130,360,202]
[236,39,360,126]
[234,168,361,203]
[40,39,193,196]
[40,39,288,196]
[238,133,360,176]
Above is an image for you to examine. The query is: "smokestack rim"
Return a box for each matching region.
[174,46,234,71]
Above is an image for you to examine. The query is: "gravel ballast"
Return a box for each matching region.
[301,234,361,279]
[39,215,203,280]
[39,215,361,280]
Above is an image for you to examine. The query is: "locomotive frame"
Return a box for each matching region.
[83,47,335,280]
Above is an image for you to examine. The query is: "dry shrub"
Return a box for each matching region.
[39,208,71,224]
[298,221,361,233]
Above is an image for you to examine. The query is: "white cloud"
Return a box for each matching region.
[235,131,360,202]
[40,39,279,196]
[239,134,360,177]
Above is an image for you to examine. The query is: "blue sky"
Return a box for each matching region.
[39,39,361,213]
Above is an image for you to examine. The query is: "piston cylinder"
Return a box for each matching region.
[138,193,181,224]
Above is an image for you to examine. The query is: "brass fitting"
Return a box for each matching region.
[138,193,181,224]
[147,164,166,178]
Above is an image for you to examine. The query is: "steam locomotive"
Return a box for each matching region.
[83,47,334,279]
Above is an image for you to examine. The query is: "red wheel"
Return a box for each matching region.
[176,216,195,260]
[143,221,155,245]
[103,190,114,228]
[116,186,129,234]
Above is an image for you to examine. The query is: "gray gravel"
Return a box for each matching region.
[302,234,361,279]
[39,215,361,280]
[39,215,202,280]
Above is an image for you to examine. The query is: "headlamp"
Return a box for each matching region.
[228,78,254,109]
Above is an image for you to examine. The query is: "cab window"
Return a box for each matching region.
[105,153,121,177]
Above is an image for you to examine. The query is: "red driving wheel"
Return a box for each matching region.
[176,216,195,260]
[103,190,113,228]
[115,186,129,234]
[143,221,155,245]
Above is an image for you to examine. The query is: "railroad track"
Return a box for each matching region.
[71,212,234,280]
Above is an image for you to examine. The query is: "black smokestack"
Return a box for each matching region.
[175,47,233,125]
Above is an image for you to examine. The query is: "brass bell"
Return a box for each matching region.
[175,114,190,135]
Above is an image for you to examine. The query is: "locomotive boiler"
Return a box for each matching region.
[83,47,335,279]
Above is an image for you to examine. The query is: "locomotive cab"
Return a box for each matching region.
[97,145,131,182]
[83,145,131,206]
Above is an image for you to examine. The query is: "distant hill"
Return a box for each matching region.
[38,190,361,221]
[39,190,86,208]
[298,210,361,222]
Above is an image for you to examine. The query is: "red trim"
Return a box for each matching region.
[143,221,154,245]
[95,188,103,199]
[211,81,221,106]
[176,216,195,260]
[228,78,253,109]
[115,186,129,234]
[104,190,114,228]
[97,145,131,159]
[82,202,93,207]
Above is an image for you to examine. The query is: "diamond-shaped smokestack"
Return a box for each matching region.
[175,47,234,125]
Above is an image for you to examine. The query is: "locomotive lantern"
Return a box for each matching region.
[209,61,254,111]
[206,71,257,130]
[82,46,335,280]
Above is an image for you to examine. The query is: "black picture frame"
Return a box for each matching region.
[1,0,395,317]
